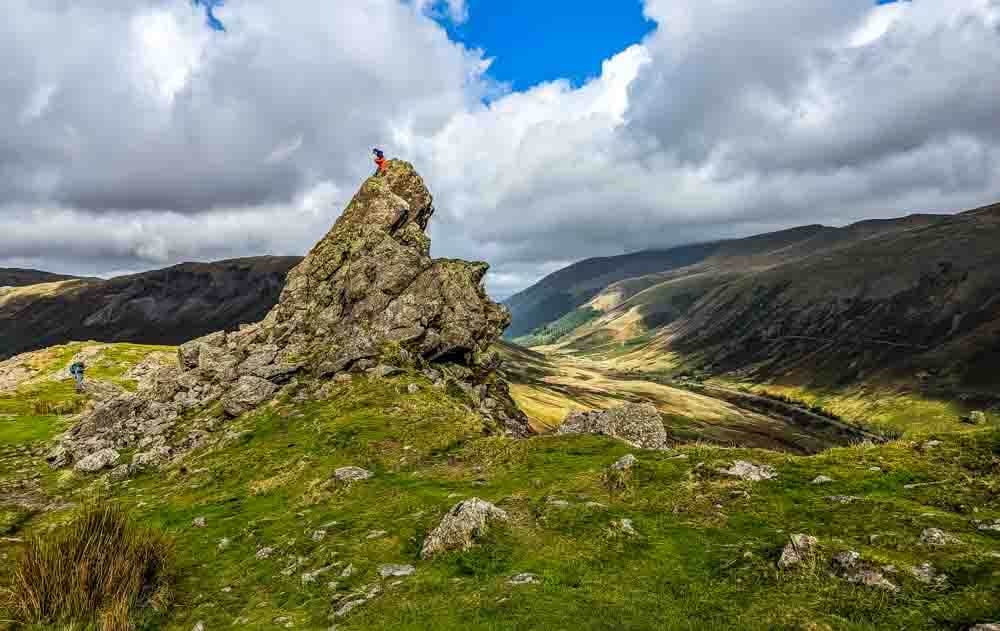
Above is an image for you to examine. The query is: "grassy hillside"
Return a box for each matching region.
[503,244,722,339]
[0,269,90,288]
[1,343,998,630]
[512,204,1000,398]
[0,257,300,360]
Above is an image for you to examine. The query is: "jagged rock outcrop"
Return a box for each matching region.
[50,161,530,471]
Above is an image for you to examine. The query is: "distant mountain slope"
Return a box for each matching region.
[667,203,1000,389]
[503,243,722,339]
[514,203,1000,391]
[0,268,91,288]
[0,256,301,359]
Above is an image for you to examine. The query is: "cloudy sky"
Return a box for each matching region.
[2,0,999,297]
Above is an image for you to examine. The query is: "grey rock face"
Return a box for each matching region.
[50,161,531,473]
[421,497,509,559]
[558,403,668,449]
[221,376,279,417]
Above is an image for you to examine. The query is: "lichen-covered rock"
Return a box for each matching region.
[74,448,120,472]
[558,403,667,449]
[221,376,279,417]
[719,460,777,481]
[920,528,961,546]
[334,466,373,483]
[611,454,637,470]
[50,160,531,470]
[421,497,509,559]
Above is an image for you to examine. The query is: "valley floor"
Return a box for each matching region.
[0,343,998,630]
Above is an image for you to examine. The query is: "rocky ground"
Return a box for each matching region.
[0,341,998,630]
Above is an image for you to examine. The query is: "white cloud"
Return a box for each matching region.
[2,0,1000,299]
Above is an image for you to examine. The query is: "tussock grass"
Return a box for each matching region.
[3,503,174,630]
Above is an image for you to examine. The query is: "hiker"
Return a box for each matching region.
[69,362,86,392]
[373,148,387,175]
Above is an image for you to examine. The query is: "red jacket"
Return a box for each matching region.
[375,156,387,172]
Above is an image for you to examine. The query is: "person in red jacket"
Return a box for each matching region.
[373,148,387,175]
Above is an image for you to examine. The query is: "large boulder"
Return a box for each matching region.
[558,403,668,449]
[421,498,509,559]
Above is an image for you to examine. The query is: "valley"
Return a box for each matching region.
[0,164,996,630]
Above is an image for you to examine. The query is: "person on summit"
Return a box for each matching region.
[372,148,387,175]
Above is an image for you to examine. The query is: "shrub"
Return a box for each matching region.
[3,503,174,630]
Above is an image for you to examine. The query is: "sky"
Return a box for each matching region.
[1,0,999,299]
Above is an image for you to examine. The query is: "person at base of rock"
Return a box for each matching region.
[373,148,387,175]
[69,361,86,392]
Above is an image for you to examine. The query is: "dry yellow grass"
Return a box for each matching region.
[3,503,173,630]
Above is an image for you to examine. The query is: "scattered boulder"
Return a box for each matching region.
[609,518,638,537]
[611,454,637,471]
[977,519,1000,532]
[558,403,668,449]
[970,625,1000,631]
[192,516,206,528]
[961,411,987,425]
[421,498,509,559]
[719,461,777,482]
[778,534,819,569]
[256,546,274,560]
[334,583,381,618]
[811,475,834,484]
[920,528,960,546]
[509,573,539,585]
[826,495,860,505]
[847,568,899,592]
[832,550,898,592]
[334,466,373,483]
[378,564,415,578]
[74,448,120,473]
[910,562,947,585]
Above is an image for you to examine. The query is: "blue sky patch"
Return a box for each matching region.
[193,0,226,32]
[443,0,653,90]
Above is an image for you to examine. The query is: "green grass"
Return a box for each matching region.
[514,307,602,347]
[744,383,991,437]
[0,344,998,630]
